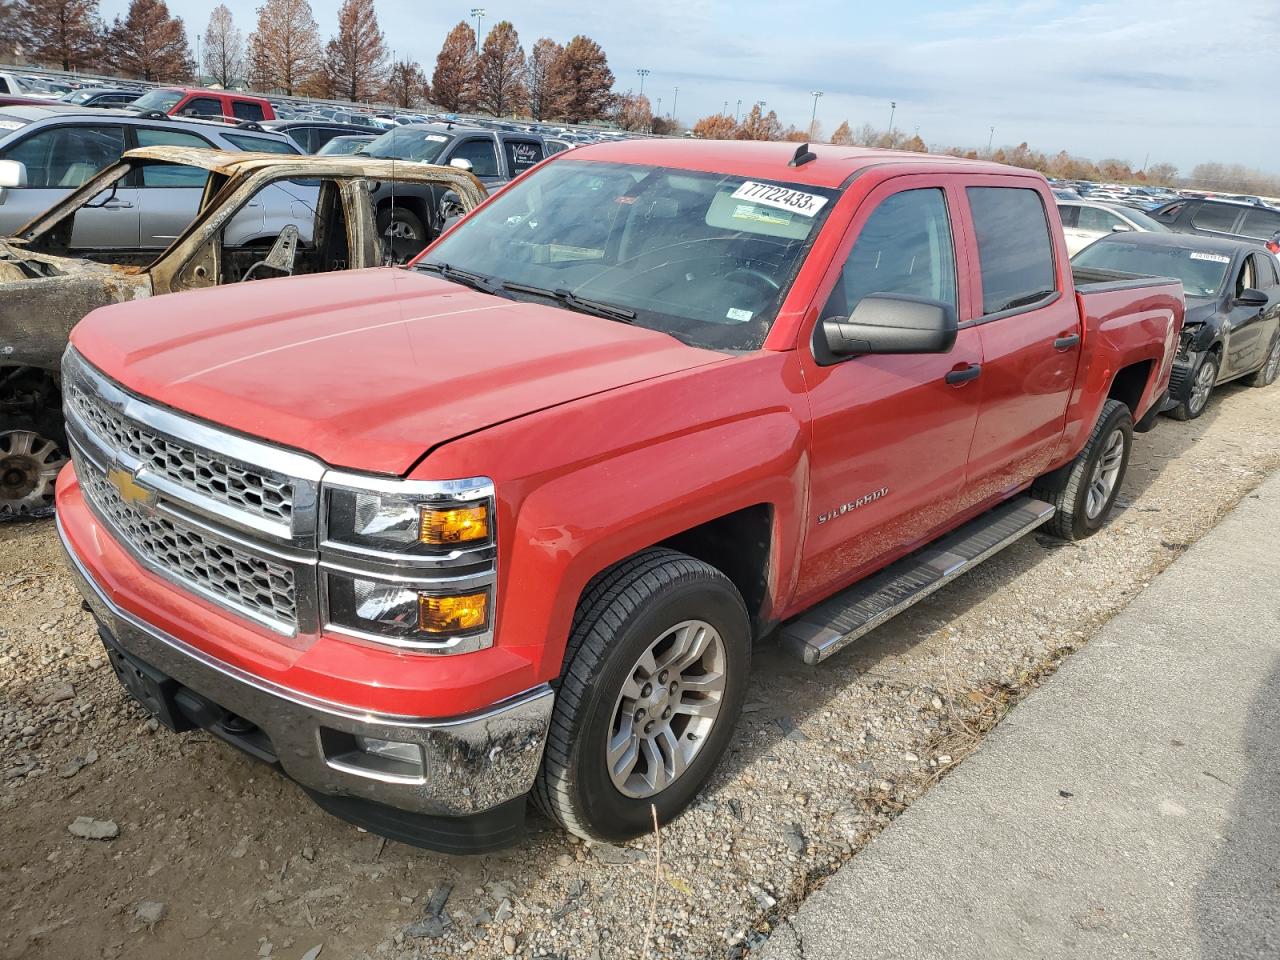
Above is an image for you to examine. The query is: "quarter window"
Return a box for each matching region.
[503,139,543,176]
[967,186,1057,315]
[1191,203,1242,234]
[222,134,299,154]
[822,188,957,320]
[231,100,265,122]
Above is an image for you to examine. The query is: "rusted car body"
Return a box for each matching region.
[0,147,486,518]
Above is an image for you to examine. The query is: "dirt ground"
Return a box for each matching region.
[3,377,1280,960]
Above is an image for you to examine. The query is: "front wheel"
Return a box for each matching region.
[533,549,751,841]
[375,207,427,265]
[0,416,69,520]
[1032,398,1133,541]
[1169,353,1219,420]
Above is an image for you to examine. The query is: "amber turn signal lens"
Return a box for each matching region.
[418,591,488,634]
[418,504,489,545]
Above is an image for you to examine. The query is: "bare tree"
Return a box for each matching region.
[525,37,561,120]
[830,120,853,145]
[384,58,427,108]
[474,20,526,117]
[201,3,244,88]
[247,0,320,95]
[105,0,192,82]
[320,0,387,103]
[19,0,102,71]
[430,20,476,112]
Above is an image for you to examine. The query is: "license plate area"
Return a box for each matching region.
[98,627,196,733]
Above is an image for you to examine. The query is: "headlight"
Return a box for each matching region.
[320,474,496,653]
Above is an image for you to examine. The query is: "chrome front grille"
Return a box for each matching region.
[64,377,295,525]
[79,463,298,625]
[62,348,324,635]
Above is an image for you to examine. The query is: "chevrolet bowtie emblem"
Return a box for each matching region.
[105,465,156,509]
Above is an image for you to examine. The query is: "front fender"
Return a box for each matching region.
[420,351,811,685]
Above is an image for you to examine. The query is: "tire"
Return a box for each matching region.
[0,413,69,521]
[1247,333,1280,387]
[1168,352,1219,420]
[533,548,751,842]
[375,206,427,264]
[1032,398,1133,541]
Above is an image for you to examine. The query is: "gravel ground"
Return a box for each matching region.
[3,378,1280,960]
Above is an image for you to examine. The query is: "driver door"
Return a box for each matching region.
[1223,253,1270,376]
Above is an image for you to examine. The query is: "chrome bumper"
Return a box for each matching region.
[58,517,553,821]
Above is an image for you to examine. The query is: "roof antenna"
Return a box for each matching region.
[790,142,817,167]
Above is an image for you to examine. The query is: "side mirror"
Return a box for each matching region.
[0,159,28,188]
[822,294,957,357]
[1111,223,1133,232]
[448,157,474,173]
[1236,287,1269,307]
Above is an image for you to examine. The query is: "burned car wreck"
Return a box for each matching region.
[0,146,486,518]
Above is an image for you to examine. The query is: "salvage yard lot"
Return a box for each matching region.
[3,378,1280,960]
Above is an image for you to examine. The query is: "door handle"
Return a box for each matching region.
[1053,334,1081,351]
[101,199,133,210]
[945,363,982,385]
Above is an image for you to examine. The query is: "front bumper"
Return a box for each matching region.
[58,516,554,853]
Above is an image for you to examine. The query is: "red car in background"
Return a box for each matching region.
[126,86,276,124]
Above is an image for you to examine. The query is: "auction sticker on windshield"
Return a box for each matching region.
[731,181,829,217]
[1190,252,1230,263]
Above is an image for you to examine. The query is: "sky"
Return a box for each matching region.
[99,0,1280,178]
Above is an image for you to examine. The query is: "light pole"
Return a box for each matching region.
[735,98,741,121]
[723,100,729,115]
[987,126,995,153]
[470,7,485,52]
[888,100,896,135]
[672,86,678,119]
[657,96,662,116]
[809,90,823,137]
[636,68,650,97]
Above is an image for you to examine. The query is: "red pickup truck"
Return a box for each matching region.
[55,141,1183,853]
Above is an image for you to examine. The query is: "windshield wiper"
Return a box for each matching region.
[502,281,637,323]
[416,261,505,296]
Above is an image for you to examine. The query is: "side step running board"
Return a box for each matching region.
[781,497,1055,665]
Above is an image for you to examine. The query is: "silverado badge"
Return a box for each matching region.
[817,487,889,525]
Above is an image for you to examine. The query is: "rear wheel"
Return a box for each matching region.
[1032,398,1132,541]
[533,549,751,841]
[0,416,68,520]
[1169,353,1219,420]
[1247,334,1280,387]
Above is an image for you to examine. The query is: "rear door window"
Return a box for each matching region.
[966,186,1058,315]
[1077,206,1124,232]
[451,137,500,178]
[135,128,212,187]
[222,134,299,154]
[1056,204,1079,228]
[503,139,544,177]
[231,100,265,122]
[1191,203,1243,234]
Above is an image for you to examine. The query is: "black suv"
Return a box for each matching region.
[1149,196,1280,251]
[358,122,550,260]
[261,119,373,153]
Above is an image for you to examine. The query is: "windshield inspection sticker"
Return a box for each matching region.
[424,134,448,142]
[726,307,754,322]
[731,181,828,217]
[1190,251,1230,263]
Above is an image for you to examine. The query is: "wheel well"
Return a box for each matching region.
[1107,360,1154,417]
[1,365,62,421]
[657,504,774,631]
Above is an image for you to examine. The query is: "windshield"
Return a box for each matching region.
[319,136,373,155]
[418,160,839,350]
[361,126,451,162]
[129,88,184,113]
[1074,240,1231,298]
[63,89,97,104]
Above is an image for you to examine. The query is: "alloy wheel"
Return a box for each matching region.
[1188,359,1216,415]
[0,429,67,519]
[606,619,728,799]
[1085,428,1126,520]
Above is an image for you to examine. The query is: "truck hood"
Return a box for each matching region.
[70,268,727,475]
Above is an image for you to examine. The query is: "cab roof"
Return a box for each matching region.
[569,138,1030,189]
